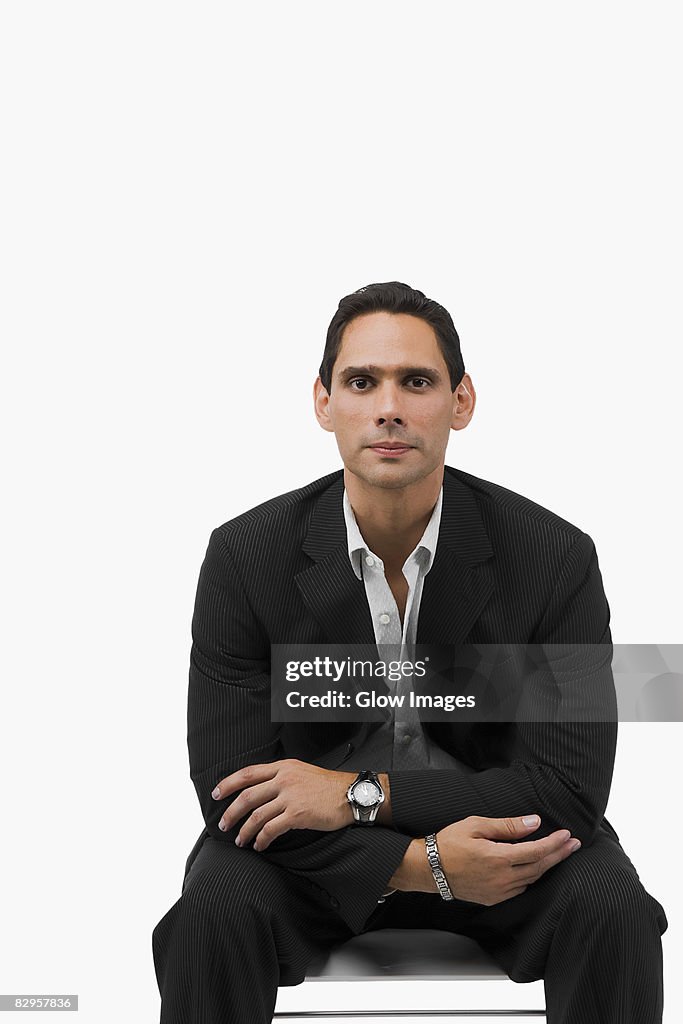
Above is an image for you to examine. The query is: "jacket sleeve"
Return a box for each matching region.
[187,526,411,933]
[387,531,618,846]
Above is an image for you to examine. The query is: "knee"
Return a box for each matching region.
[560,855,663,942]
[180,845,278,933]
[152,898,182,969]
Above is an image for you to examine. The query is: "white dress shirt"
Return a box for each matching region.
[342,485,468,771]
[344,486,442,649]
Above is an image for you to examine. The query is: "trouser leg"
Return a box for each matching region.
[152,836,353,1024]
[454,829,667,1024]
[361,828,667,1024]
[540,863,666,1024]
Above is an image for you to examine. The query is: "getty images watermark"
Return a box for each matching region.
[281,652,475,712]
[270,643,683,723]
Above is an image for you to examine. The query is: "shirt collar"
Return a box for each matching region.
[342,485,443,580]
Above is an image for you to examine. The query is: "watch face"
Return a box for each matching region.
[353,781,380,807]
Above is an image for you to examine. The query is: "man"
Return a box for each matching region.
[152,281,667,1023]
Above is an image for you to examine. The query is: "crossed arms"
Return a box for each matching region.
[187,526,617,933]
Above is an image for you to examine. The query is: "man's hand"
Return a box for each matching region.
[391,814,581,906]
[212,760,358,850]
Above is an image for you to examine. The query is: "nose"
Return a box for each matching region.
[373,381,406,427]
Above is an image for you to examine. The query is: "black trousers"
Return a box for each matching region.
[152,826,667,1024]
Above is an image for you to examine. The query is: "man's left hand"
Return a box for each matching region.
[212,760,357,851]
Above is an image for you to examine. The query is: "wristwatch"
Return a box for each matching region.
[346,770,385,824]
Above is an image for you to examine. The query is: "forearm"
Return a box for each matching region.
[367,778,437,897]
[380,658,616,846]
[386,725,616,846]
[262,823,412,931]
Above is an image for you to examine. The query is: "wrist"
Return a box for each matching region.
[375,773,392,825]
[343,770,388,826]
[338,772,358,827]
[425,832,455,900]
[389,837,437,893]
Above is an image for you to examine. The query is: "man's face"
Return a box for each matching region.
[314,311,473,491]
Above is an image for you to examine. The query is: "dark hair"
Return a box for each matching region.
[319,281,465,393]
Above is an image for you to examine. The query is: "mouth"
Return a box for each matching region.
[368,444,414,458]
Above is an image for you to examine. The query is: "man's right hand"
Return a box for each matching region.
[390,815,580,906]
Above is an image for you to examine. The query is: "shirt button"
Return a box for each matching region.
[330,896,340,909]
[365,556,375,567]
[403,734,411,744]
[379,613,390,625]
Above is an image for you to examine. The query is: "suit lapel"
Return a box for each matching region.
[415,469,496,756]
[416,468,495,643]
[295,474,377,644]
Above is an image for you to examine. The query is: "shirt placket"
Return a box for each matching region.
[361,550,427,765]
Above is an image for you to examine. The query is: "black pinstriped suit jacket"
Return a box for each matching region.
[184,465,618,934]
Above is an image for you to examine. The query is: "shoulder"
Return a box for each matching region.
[209,468,343,551]
[445,464,585,541]
[444,467,606,625]
[443,465,598,581]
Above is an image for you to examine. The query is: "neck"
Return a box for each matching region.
[344,464,443,573]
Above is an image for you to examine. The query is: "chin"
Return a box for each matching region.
[352,462,428,491]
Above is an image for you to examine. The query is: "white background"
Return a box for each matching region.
[1,2,681,1021]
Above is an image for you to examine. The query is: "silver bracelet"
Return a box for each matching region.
[424,833,454,901]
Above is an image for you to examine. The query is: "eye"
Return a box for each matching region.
[347,376,431,391]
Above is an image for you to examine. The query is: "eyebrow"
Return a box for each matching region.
[338,364,444,382]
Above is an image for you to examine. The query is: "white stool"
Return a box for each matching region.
[272,928,546,1023]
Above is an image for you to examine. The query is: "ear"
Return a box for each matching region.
[450,373,476,431]
[313,376,335,433]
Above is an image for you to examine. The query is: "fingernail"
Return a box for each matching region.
[522,815,539,827]
[211,787,220,799]
[218,820,226,831]
[234,835,242,846]
[569,839,581,851]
